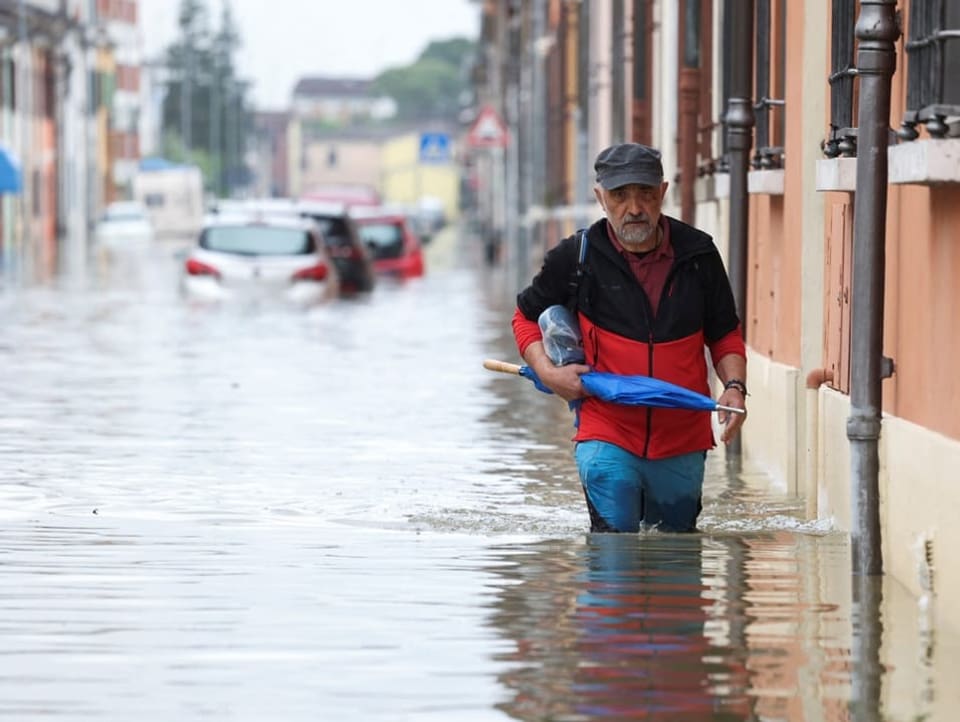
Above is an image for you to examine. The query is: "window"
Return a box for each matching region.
[201,225,314,256]
[753,0,786,169]
[823,0,858,157]
[899,0,960,140]
[357,222,404,260]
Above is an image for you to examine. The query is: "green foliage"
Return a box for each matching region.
[374,37,475,123]
[419,38,475,68]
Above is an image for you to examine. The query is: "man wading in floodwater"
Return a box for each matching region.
[511,143,747,533]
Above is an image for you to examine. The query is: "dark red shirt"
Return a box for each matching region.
[606,217,673,318]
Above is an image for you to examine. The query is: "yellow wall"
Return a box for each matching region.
[380,132,460,220]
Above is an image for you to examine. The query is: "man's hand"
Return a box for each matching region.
[717,387,746,444]
[535,362,591,402]
[522,341,589,402]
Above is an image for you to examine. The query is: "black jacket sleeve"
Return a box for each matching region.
[515,234,580,321]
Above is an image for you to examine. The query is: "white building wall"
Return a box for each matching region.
[652,0,679,218]
[588,0,612,157]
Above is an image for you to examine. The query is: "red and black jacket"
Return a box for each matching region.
[514,215,744,459]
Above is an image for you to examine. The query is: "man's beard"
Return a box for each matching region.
[618,217,655,245]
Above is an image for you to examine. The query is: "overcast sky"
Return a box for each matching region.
[138,0,481,110]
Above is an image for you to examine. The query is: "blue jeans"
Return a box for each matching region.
[574,441,706,533]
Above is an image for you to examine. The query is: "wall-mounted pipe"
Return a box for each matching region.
[848,0,899,578]
[724,0,755,460]
[805,368,835,519]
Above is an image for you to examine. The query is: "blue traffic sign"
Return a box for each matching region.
[419,132,451,164]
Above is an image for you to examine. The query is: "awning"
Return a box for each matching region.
[0,144,22,194]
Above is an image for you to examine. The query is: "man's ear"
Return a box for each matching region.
[660,181,669,200]
[593,186,605,210]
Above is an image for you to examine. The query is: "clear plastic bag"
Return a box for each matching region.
[538,304,585,366]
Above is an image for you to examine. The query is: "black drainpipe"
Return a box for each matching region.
[724,0,755,460]
[848,0,899,577]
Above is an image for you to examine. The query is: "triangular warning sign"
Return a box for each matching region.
[466,106,509,148]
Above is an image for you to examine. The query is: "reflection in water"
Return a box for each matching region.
[483,532,897,721]
[851,575,883,722]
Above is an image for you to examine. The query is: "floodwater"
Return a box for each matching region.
[0,230,957,721]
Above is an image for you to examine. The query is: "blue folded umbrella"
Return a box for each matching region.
[484,359,743,415]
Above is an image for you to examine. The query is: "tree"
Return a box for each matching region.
[419,38,475,68]
[373,37,476,123]
[161,0,252,196]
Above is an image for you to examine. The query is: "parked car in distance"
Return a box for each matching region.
[209,198,376,296]
[295,200,377,294]
[93,200,154,255]
[351,208,425,280]
[180,213,339,306]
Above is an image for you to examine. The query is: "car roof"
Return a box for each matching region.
[210,197,350,219]
[201,211,317,232]
[351,210,409,224]
[294,199,350,216]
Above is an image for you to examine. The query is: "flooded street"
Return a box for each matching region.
[0,231,957,721]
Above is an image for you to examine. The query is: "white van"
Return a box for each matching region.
[132,160,204,240]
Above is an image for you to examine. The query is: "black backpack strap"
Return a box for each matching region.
[566,227,589,312]
[576,227,589,279]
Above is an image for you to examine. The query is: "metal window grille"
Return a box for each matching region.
[899,0,960,140]
[695,0,715,175]
[753,0,785,168]
[824,0,858,157]
[715,2,734,172]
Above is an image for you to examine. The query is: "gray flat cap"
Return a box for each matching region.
[594,143,664,189]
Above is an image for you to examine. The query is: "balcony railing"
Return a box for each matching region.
[899,0,960,140]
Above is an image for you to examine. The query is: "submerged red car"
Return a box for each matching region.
[352,210,425,280]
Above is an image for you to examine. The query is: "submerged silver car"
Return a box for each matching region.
[180,213,340,305]
[93,200,155,257]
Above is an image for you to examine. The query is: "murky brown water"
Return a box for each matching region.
[0,231,956,720]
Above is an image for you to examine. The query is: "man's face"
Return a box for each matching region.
[594,182,668,249]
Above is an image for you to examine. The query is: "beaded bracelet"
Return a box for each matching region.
[723,378,748,396]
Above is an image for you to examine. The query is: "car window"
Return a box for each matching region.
[303,214,356,249]
[201,226,315,255]
[357,223,404,260]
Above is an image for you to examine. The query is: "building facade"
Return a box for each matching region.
[0,0,144,278]
[472,0,960,622]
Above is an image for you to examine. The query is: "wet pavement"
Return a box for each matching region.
[0,229,957,720]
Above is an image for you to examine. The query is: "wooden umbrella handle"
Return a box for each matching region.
[483,359,523,375]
